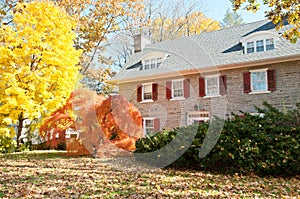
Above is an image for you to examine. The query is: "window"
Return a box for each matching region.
[187,111,210,125]
[256,40,264,52]
[172,80,183,98]
[137,83,158,102]
[166,79,190,100]
[244,38,275,54]
[157,58,162,67]
[251,71,267,91]
[142,57,163,70]
[243,69,276,94]
[246,42,255,53]
[266,38,274,50]
[143,84,152,100]
[206,76,219,96]
[143,118,160,135]
[199,75,226,97]
[144,119,154,134]
[144,60,150,70]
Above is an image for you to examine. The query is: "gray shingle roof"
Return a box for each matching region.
[110,20,300,83]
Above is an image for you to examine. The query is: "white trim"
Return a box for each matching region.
[170,97,185,101]
[171,78,185,81]
[140,99,154,103]
[249,91,271,95]
[205,75,220,97]
[171,79,184,99]
[203,95,221,99]
[143,117,155,136]
[108,55,300,84]
[241,31,279,54]
[249,68,268,73]
[240,31,278,43]
[141,53,166,70]
[186,111,210,125]
[141,83,153,102]
[243,37,277,54]
[250,69,268,92]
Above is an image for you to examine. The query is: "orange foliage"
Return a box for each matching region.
[40,89,143,154]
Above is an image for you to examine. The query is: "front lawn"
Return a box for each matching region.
[0,151,299,198]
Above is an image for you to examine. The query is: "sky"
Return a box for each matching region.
[203,0,269,23]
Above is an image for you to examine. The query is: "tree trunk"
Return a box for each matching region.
[17,113,24,149]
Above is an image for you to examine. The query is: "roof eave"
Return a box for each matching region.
[111,54,300,84]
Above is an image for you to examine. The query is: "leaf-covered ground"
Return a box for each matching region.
[0,151,299,198]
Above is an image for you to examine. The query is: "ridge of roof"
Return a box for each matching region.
[110,19,300,83]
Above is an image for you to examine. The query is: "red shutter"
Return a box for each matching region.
[183,79,190,98]
[152,83,158,101]
[267,69,276,91]
[154,118,160,131]
[199,77,205,97]
[166,81,172,100]
[137,85,142,102]
[219,75,227,95]
[243,72,251,93]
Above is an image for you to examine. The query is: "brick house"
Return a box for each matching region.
[108,20,300,135]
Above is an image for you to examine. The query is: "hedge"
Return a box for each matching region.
[135,102,300,176]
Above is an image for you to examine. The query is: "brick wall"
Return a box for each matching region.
[119,60,300,130]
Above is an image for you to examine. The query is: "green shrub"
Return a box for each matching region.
[0,136,16,153]
[134,102,300,176]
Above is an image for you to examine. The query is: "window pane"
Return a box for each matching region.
[172,81,183,97]
[143,85,152,100]
[144,60,150,70]
[151,58,156,68]
[251,71,267,91]
[157,58,162,68]
[266,38,274,50]
[145,119,154,134]
[206,77,219,95]
[144,85,152,93]
[145,119,154,127]
[247,42,254,53]
[256,40,264,52]
[173,81,182,89]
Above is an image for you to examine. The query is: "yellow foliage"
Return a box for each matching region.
[150,11,220,42]
[0,1,82,138]
[231,0,300,43]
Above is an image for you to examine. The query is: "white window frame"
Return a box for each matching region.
[141,83,154,103]
[171,79,185,100]
[240,31,278,54]
[142,57,163,70]
[143,117,155,136]
[256,40,265,52]
[249,69,271,94]
[65,128,79,139]
[245,38,275,54]
[205,75,220,97]
[266,38,275,50]
[246,41,255,54]
[186,111,210,125]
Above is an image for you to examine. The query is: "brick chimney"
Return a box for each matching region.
[134,34,151,53]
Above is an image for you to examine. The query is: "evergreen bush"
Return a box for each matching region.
[135,102,300,176]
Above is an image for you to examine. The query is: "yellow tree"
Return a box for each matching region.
[55,0,145,73]
[151,11,220,42]
[230,0,300,43]
[0,1,81,148]
[1,0,145,94]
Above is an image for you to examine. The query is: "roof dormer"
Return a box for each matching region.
[140,52,167,71]
[240,31,279,54]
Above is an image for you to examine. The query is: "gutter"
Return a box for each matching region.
[107,54,300,84]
